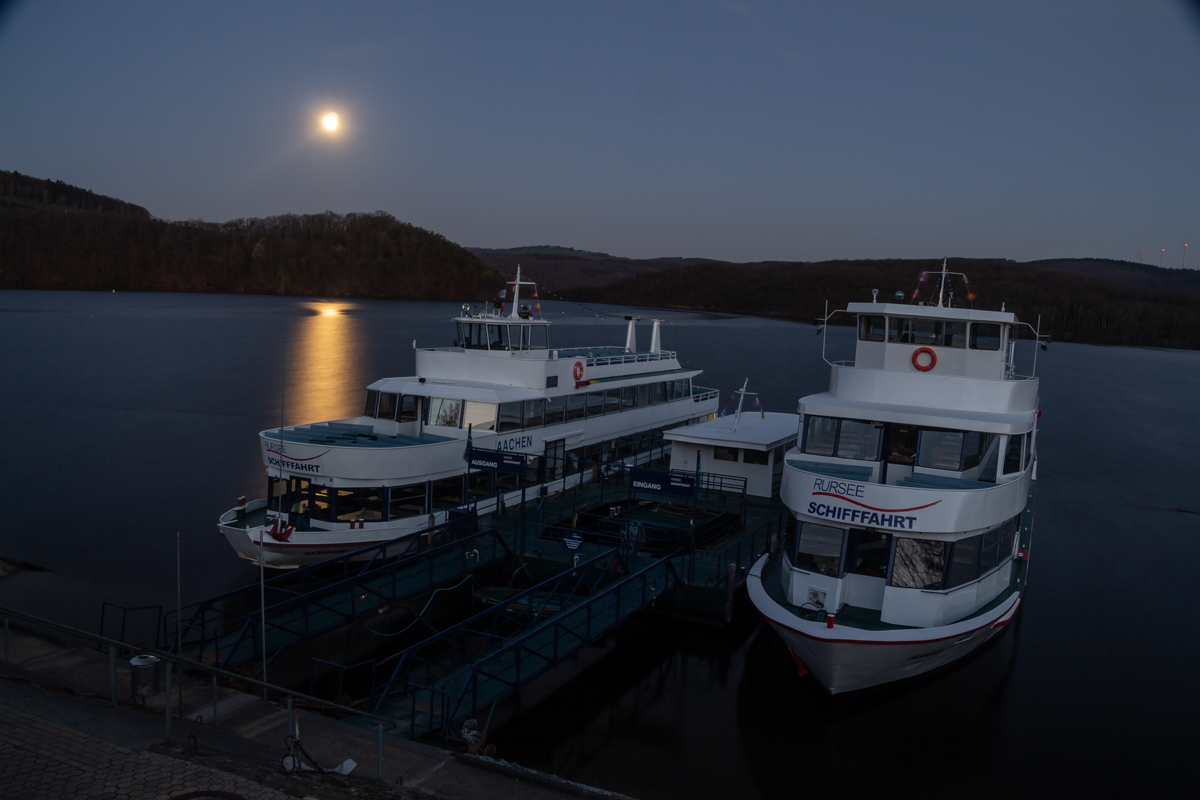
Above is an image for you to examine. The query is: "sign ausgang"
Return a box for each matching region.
[468,449,526,475]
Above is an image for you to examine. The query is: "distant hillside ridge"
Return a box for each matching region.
[561,258,1200,350]
[472,247,717,290]
[0,172,503,301]
[2,169,150,217]
[1031,257,1200,295]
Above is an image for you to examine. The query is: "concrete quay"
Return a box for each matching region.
[0,624,630,800]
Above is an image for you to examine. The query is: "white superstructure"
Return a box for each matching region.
[219,270,720,567]
[748,267,1041,693]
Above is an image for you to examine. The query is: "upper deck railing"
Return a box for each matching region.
[585,350,677,368]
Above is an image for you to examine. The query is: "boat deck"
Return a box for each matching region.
[270,422,453,449]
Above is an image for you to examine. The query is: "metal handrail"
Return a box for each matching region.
[0,604,400,731]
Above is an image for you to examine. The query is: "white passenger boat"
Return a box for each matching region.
[748,266,1042,693]
[219,270,720,568]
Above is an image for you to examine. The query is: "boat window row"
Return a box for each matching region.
[801,415,1032,474]
[455,322,549,351]
[364,379,693,431]
[783,514,1020,588]
[857,315,1005,351]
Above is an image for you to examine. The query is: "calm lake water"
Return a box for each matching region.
[1,289,1197,798]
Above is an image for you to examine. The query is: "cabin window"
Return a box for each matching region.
[887,424,918,464]
[518,325,531,350]
[1023,432,1033,468]
[377,392,397,420]
[663,381,675,401]
[487,324,509,351]
[675,379,690,398]
[946,535,980,588]
[637,384,651,406]
[398,395,420,423]
[545,396,566,425]
[802,416,838,456]
[546,376,558,388]
[427,398,463,428]
[917,429,965,471]
[970,323,1002,350]
[890,538,947,590]
[605,389,622,414]
[587,391,605,417]
[1003,435,1022,474]
[622,386,638,409]
[431,476,464,510]
[858,315,886,342]
[1000,515,1018,560]
[523,398,545,428]
[713,446,739,462]
[651,382,666,404]
[889,318,943,345]
[940,321,967,348]
[389,484,427,517]
[457,322,487,349]
[497,402,523,432]
[529,326,548,349]
[337,488,384,522]
[311,486,334,522]
[979,526,1002,573]
[462,401,497,431]
[962,431,997,470]
[567,394,586,421]
[793,523,844,578]
[848,530,889,577]
[836,420,882,461]
[743,449,769,465]
[363,389,379,417]
[468,470,494,500]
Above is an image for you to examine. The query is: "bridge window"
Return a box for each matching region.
[377,392,397,419]
[398,395,420,423]
[836,420,882,460]
[529,326,548,349]
[497,402,522,432]
[848,530,889,577]
[545,395,566,425]
[891,538,947,590]
[523,398,545,428]
[889,318,942,345]
[487,324,509,351]
[802,416,837,456]
[457,322,488,349]
[946,535,980,588]
[970,323,1001,350]
[793,523,844,578]
[388,484,427,517]
[940,321,967,348]
[962,432,996,469]
[917,429,964,471]
[428,398,463,428]
[462,401,497,431]
[887,424,918,464]
[1003,434,1022,474]
[363,389,379,417]
[858,315,886,342]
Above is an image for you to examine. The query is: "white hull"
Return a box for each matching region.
[747,553,1022,693]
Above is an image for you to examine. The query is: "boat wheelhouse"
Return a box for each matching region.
[748,266,1042,693]
[219,270,720,568]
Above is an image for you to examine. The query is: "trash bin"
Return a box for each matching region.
[129,654,159,697]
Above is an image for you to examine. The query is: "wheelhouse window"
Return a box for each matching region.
[496,402,523,433]
[462,401,497,431]
[889,318,942,345]
[1003,434,1023,474]
[398,395,420,423]
[917,429,965,471]
[836,420,882,460]
[890,538,947,589]
[858,315,886,342]
[970,323,1002,350]
[487,324,509,351]
[887,424,918,464]
[363,389,379,417]
[457,322,488,349]
[377,392,397,420]
[962,431,996,470]
[523,398,545,428]
[427,398,463,428]
[792,523,844,578]
[848,530,889,577]
[713,446,739,462]
[940,321,967,348]
[743,448,769,465]
[802,416,837,456]
[545,395,566,425]
[529,325,548,349]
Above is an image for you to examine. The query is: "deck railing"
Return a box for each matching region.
[585,350,676,367]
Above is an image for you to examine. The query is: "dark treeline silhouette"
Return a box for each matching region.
[561,258,1200,350]
[0,171,503,300]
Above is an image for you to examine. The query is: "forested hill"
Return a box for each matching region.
[560,258,1200,350]
[0,171,503,300]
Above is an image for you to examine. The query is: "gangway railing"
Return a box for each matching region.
[170,524,512,671]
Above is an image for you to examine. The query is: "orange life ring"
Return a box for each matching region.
[912,347,937,371]
[573,361,585,381]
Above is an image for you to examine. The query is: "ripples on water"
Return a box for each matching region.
[1,290,1196,798]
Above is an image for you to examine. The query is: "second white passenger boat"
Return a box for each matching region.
[219,270,720,568]
[748,265,1043,693]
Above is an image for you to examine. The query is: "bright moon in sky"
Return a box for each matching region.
[321,112,339,131]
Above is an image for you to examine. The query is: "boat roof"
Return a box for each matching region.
[269,422,453,448]
[664,412,799,450]
[846,302,1017,324]
[800,392,1035,434]
[369,377,547,403]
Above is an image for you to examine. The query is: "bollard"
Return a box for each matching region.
[109,646,116,707]
[212,675,220,731]
[164,662,172,740]
[377,723,384,782]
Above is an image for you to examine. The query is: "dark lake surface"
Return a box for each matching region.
[1,289,1197,798]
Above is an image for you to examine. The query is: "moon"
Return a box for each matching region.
[322,112,339,131]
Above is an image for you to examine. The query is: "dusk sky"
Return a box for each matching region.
[2,1,1198,264]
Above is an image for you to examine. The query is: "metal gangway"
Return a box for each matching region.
[167,514,512,672]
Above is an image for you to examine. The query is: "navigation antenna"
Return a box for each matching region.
[507,265,539,319]
[732,378,757,432]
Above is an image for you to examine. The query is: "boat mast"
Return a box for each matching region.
[937,258,948,308]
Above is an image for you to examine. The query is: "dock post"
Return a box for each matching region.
[164,662,172,741]
[109,646,116,707]
[377,723,384,782]
[212,675,220,730]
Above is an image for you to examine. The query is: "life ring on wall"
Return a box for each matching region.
[573,361,585,381]
[912,347,937,372]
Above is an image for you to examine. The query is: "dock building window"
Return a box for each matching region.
[713,446,739,462]
[792,523,844,578]
[890,538,947,590]
[462,401,497,431]
[743,449,769,465]
[858,315,886,342]
[970,323,1001,350]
